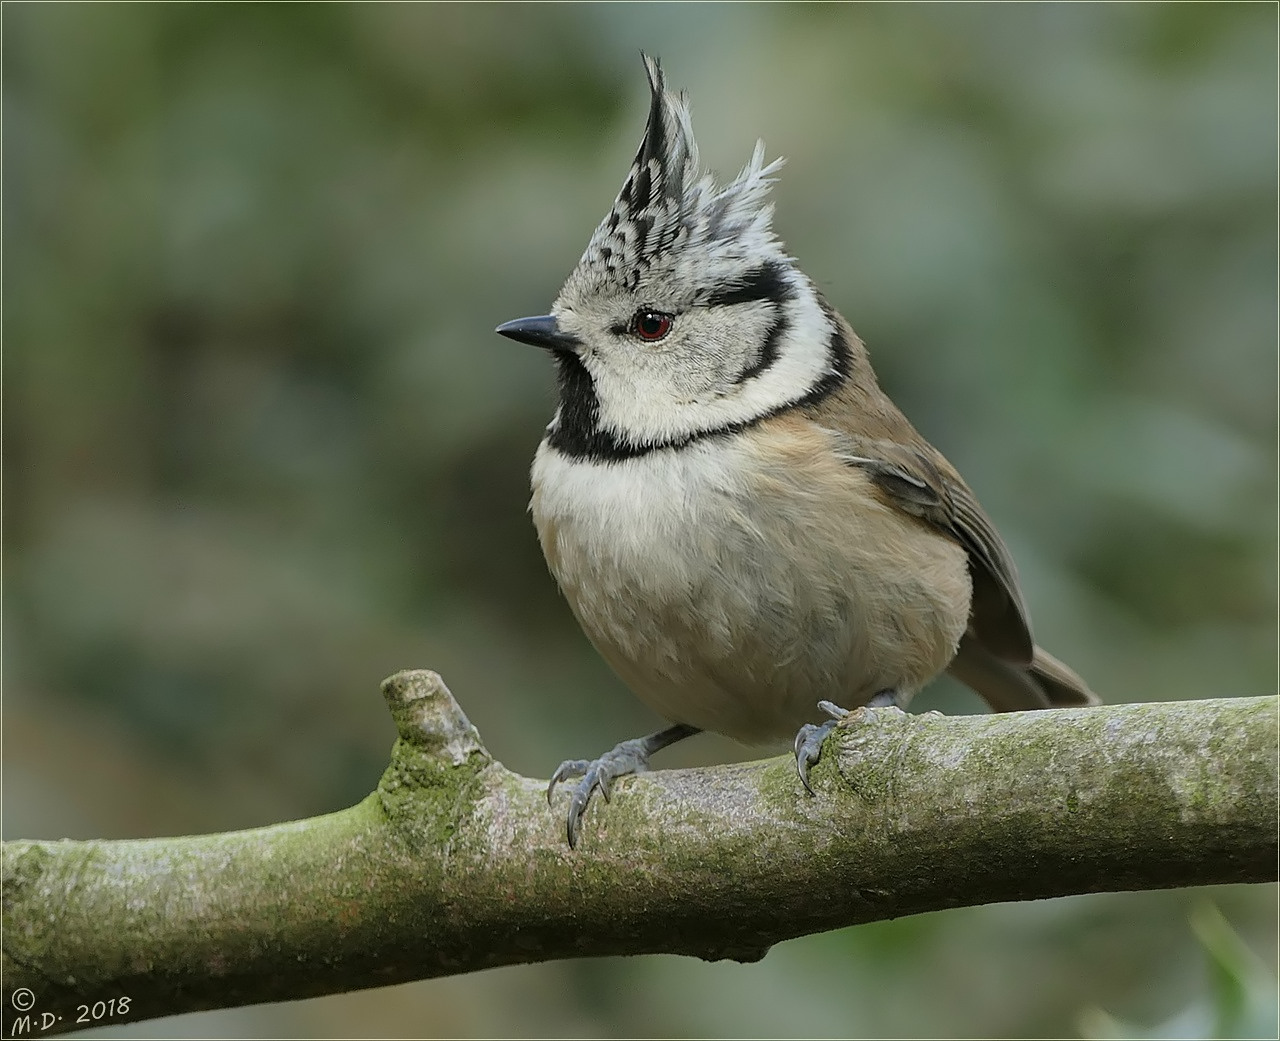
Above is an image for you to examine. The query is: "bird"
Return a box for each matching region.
[496,55,1098,847]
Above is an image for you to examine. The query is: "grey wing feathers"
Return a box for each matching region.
[839,442,1034,666]
[944,482,1034,664]
[837,439,1100,709]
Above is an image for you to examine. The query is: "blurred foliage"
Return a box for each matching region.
[1081,905,1280,1039]
[4,3,1276,1038]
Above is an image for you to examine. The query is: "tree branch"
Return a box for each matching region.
[3,671,1275,1036]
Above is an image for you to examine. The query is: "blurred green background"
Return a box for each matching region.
[5,2,1276,1037]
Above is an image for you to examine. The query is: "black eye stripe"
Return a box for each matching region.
[704,261,795,309]
[732,312,789,385]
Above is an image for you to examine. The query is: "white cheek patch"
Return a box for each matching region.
[589,279,836,448]
[664,305,780,402]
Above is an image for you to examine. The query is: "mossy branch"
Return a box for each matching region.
[2,671,1275,1036]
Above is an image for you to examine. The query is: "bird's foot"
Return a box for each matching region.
[548,741,649,849]
[548,723,698,848]
[793,691,900,795]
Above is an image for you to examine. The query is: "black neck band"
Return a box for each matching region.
[545,316,852,463]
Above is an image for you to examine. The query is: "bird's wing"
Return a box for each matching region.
[834,438,1035,666]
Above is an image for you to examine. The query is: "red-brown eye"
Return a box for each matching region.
[630,309,673,341]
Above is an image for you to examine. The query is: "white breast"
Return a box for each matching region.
[532,437,743,607]
[529,428,970,743]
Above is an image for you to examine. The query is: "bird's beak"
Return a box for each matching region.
[494,314,580,353]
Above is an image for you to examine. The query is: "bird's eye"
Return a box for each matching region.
[629,309,673,342]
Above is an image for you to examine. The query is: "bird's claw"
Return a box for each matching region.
[793,719,839,796]
[793,693,898,795]
[547,739,653,848]
[547,759,591,806]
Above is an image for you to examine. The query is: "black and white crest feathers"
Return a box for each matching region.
[573,55,786,294]
[541,56,845,464]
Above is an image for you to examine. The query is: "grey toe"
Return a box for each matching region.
[793,719,838,796]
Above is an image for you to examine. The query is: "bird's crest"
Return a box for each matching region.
[574,55,786,293]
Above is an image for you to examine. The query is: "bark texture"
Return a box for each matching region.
[3,671,1276,1036]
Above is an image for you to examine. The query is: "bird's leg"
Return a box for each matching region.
[865,689,901,710]
[793,690,900,795]
[548,722,700,847]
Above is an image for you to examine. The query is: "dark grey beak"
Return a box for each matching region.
[495,314,580,353]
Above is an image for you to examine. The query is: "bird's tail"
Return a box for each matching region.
[947,636,1100,713]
